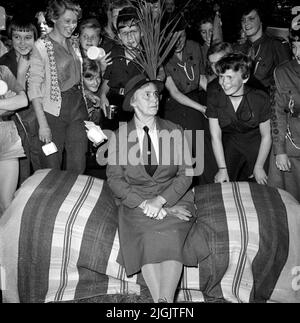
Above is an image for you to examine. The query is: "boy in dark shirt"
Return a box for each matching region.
[100,6,143,129]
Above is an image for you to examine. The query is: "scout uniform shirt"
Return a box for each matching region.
[271,59,300,156]
[103,44,142,96]
[269,58,300,202]
[165,40,203,94]
[246,32,291,91]
[206,79,271,179]
[103,44,143,127]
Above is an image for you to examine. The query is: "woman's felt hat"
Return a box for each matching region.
[122,74,164,112]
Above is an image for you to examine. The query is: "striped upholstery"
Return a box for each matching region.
[195,183,291,303]
[0,170,300,303]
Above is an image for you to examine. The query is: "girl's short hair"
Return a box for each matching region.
[110,0,131,11]
[240,2,266,28]
[83,58,101,78]
[215,52,252,80]
[46,0,82,28]
[198,16,214,29]
[8,16,39,40]
[240,3,263,19]
[207,41,233,58]
[79,18,102,37]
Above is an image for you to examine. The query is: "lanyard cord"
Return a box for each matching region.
[286,95,300,149]
[286,131,300,149]
[177,62,195,81]
[252,44,262,75]
[253,44,261,59]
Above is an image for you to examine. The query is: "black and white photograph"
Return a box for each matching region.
[0,0,300,308]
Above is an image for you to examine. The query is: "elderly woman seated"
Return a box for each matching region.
[106,74,208,303]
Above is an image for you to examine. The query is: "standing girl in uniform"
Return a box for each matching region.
[163,19,217,184]
[207,53,272,184]
[268,25,300,202]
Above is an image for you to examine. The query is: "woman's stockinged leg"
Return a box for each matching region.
[159,261,183,303]
[142,263,161,302]
[0,159,19,215]
[142,261,183,303]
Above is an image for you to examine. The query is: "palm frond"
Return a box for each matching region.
[125,0,191,80]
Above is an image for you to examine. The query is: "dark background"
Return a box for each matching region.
[1,0,298,42]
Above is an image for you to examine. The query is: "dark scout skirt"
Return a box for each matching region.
[117,199,210,277]
[163,90,218,185]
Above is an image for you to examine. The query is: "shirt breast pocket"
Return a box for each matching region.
[280,87,300,110]
[256,58,271,76]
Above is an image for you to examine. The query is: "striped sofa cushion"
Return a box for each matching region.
[1,170,300,303]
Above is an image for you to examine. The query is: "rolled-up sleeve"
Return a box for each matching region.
[28,45,45,101]
[1,66,23,93]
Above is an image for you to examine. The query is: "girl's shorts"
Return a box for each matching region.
[0,121,25,161]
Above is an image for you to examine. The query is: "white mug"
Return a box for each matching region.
[87,46,106,60]
[42,142,58,156]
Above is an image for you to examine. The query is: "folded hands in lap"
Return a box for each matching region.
[165,205,192,222]
[139,199,192,222]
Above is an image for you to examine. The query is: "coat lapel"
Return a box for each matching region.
[126,119,149,178]
[125,117,175,179]
[155,117,175,172]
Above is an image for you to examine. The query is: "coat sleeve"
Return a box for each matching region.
[106,130,145,209]
[1,66,23,93]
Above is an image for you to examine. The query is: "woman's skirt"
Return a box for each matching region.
[117,199,209,277]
